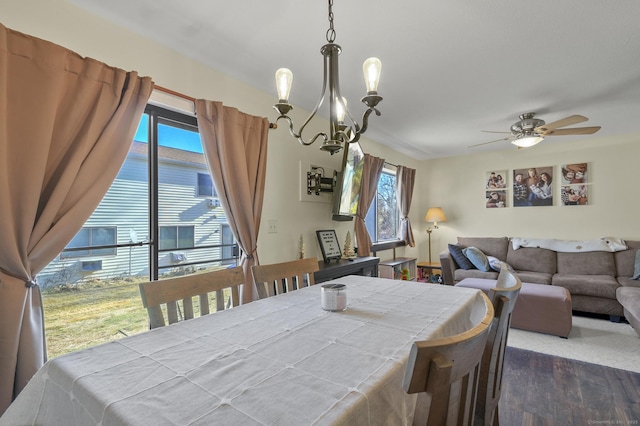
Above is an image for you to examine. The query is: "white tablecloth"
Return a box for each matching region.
[1,275,485,426]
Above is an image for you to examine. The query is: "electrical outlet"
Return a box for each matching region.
[267,220,278,234]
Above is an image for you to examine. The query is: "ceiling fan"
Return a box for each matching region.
[469,112,601,148]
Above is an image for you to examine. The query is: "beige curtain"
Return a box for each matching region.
[396,165,416,246]
[354,154,385,257]
[195,100,269,303]
[0,24,153,415]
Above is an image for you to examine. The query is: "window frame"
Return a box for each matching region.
[365,165,405,253]
[61,226,117,258]
[196,172,217,198]
[158,225,195,251]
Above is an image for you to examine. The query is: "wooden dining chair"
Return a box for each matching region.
[139,266,244,329]
[251,257,319,299]
[475,267,522,426]
[403,291,494,426]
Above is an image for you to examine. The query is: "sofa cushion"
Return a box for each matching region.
[448,244,475,270]
[463,247,492,271]
[454,269,499,282]
[506,244,557,274]
[552,274,619,299]
[633,250,640,280]
[511,271,553,285]
[457,237,509,260]
[618,276,640,288]
[614,240,640,277]
[556,251,616,275]
[616,287,640,336]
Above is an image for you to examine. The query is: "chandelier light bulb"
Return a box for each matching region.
[336,97,347,123]
[271,1,383,154]
[275,68,293,103]
[363,57,382,94]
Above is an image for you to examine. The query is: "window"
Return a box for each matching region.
[40,104,239,358]
[159,225,195,250]
[61,227,117,258]
[197,173,217,197]
[365,166,401,249]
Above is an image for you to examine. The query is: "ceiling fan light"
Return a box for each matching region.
[512,135,544,148]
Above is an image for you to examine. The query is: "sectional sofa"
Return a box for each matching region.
[440,237,640,327]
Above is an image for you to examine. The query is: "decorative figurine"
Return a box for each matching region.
[298,234,305,259]
[342,231,356,260]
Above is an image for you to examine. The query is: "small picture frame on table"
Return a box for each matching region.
[316,230,342,263]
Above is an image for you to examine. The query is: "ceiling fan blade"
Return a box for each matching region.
[544,126,601,136]
[481,130,511,134]
[535,115,588,135]
[468,136,513,148]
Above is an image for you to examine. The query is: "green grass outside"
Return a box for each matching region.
[42,269,230,358]
[42,278,149,358]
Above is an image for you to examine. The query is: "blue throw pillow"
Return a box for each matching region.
[486,255,502,272]
[449,244,475,270]
[633,250,640,280]
[487,256,515,273]
[463,247,492,272]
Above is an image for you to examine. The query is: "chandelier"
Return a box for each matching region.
[273,0,383,155]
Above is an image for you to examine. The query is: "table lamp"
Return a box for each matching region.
[425,207,447,264]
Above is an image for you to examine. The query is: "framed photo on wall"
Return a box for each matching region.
[561,185,588,206]
[512,166,554,207]
[316,230,342,263]
[486,170,507,189]
[561,163,588,185]
[486,190,507,208]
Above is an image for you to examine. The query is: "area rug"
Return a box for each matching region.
[507,315,640,373]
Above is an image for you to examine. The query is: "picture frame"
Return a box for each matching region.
[316,230,342,263]
[485,170,507,189]
[512,166,554,207]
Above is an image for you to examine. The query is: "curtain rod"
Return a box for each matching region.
[154,85,277,129]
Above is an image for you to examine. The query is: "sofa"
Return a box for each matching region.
[617,287,640,336]
[440,237,640,322]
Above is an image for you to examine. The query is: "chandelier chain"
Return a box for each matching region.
[326,0,336,43]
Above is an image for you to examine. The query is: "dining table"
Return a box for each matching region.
[0,275,487,426]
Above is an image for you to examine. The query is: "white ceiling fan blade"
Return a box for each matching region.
[468,136,513,148]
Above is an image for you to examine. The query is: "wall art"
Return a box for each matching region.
[512,166,554,207]
[486,190,507,208]
[561,163,588,185]
[561,184,588,206]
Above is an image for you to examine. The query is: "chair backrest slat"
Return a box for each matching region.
[183,297,194,320]
[139,266,245,329]
[475,267,522,425]
[251,258,319,299]
[403,291,494,426]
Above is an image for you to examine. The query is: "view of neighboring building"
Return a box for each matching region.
[38,111,237,289]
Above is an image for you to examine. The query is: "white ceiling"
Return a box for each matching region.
[69,0,640,159]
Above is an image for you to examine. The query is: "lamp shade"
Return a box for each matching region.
[511,135,544,148]
[425,207,447,224]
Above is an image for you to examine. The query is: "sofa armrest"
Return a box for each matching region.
[439,250,456,286]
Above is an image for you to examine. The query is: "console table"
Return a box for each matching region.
[314,256,379,283]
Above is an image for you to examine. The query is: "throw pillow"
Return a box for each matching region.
[448,244,475,270]
[486,255,502,272]
[487,255,515,273]
[633,249,640,280]
[463,246,492,272]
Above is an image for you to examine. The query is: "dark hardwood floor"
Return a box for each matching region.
[500,347,640,425]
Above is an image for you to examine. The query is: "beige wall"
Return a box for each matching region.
[420,134,640,259]
[3,0,638,267]
[1,0,421,265]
